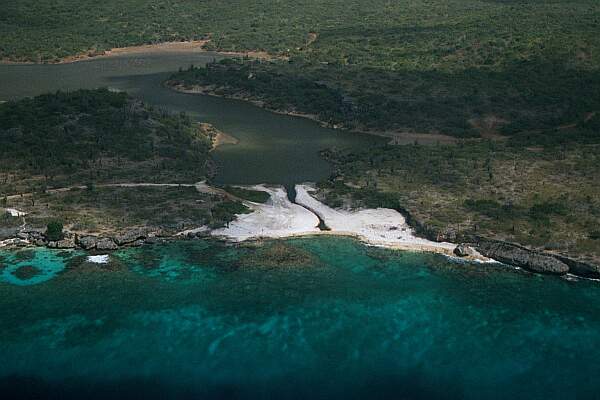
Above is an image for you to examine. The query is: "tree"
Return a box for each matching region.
[46,221,64,241]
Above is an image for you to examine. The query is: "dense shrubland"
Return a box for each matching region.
[0,88,212,192]
[318,119,600,260]
[0,89,253,231]
[3,0,600,137]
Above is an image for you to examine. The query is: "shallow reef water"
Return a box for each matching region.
[1,237,599,399]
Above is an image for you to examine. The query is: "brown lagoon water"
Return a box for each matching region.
[0,52,384,187]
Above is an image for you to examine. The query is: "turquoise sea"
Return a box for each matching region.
[1,237,599,399]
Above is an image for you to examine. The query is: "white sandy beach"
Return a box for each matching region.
[211,185,320,241]
[210,183,463,258]
[294,184,457,255]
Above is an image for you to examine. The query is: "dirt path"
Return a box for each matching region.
[4,181,246,204]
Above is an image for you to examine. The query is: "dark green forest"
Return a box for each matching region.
[0,88,211,192]
[3,0,600,138]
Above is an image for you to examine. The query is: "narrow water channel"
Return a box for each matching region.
[0,52,384,187]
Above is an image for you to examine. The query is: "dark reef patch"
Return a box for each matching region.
[11,265,41,280]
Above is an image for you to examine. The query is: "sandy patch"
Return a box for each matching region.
[1,38,288,65]
[198,122,239,149]
[211,185,320,241]
[4,208,27,217]
[176,226,209,237]
[294,184,457,255]
[211,183,459,257]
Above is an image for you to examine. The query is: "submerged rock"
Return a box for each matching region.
[476,240,569,275]
[242,242,318,268]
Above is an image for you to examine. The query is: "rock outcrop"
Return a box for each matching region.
[56,238,76,249]
[0,228,21,240]
[454,244,479,258]
[114,228,148,245]
[554,255,600,279]
[475,239,569,275]
[96,238,118,251]
[77,236,99,250]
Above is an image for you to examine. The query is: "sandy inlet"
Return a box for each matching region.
[211,184,465,258]
[211,185,320,241]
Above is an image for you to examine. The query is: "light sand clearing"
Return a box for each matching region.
[210,183,458,257]
[176,226,209,236]
[213,131,239,148]
[295,184,457,255]
[4,208,27,217]
[211,185,320,241]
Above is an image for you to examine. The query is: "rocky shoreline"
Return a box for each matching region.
[472,238,600,279]
[2,223,599,280]
[2,196,599,281]
[387,203,600,279]
[0,227,184,252]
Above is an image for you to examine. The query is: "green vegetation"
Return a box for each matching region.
[169,61,349,130]
[3,1,599,137]
[45,221,64,241]
[210,200,249,228]
[0,90,246,233]
[0,88,212,194]
[222,185,270,203]
[4,182,245,234]
[3,0,600,254]
[317,119,600,261]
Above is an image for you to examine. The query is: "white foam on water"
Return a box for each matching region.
[87,255,110,264]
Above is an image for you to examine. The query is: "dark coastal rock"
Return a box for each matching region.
[476,240,569,275]
[0,227,20,240]
[144,236,161,245]
[96,238,118,251]
[55,238,76,249]
[77,235,99,250]
[17,232,29,240]
[14,239,29,247]
[555,255,600,279]
[114,228,147,245]
[454,244,478,258]
[23,230,45,241]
